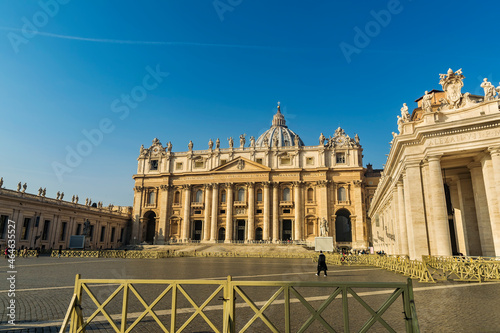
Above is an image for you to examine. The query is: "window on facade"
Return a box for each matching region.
[256,158,263,164]
[100,226,106,242]
[174,191,180,204]
[110,227,116,242]
[220,160,227,165]
[256,209,263,214]
[194,210,202,215]
[306,157,314,165]
[195,190,203,203]
[21,218,30,240]
[148,191,155,204]
[42,220,50,240]
[336,153,346,164]
[0,215,8,239]
[76,224,82,236]
[283,188,291,201]
[283,209,291,214]
[175,162,183,170]
[220,209,226,214]
[89,225,94,241]
[307,188,314,202]
[119,228,124,242]
[60,222,68,241]
[280,157,291,165]
[220,190,226,203]
[194,160,204,168]
[150,160,158,171]
[284,140,290,146]
[257,189,263,202]
[338,187,347,201]
[238,188,245,202]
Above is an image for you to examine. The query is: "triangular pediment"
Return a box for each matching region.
[211,157,271,173]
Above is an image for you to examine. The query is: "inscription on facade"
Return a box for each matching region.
[427,128,500,146]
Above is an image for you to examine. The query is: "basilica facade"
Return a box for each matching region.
[132,104,378,248]
[369,69,500,259]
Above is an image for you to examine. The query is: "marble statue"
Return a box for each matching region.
[72,195,75,203]
[42,188,46,197]
[167,141,172,152]
[497,83,500,98]
[439,68,464,109]
[273,136,279,147]
[85,198,89,206]
[320,218,329,237]
[397,116,403,133]
[294,135,300,147]
[239,134,246,148]
[75,195,79,204]
[83,220,91,236]
[263,137,269,147]
[17,182,21,192]
[422,91,434,113]
[188,140,193,151]
[0,177,3,188]
[401,103,411,122]
[216,138,220,149]
[21,183,27,193]
[139,145,146,156]
[319,133,326,145]
[60,192,64,200]
[355,134,360,144]
[481,78,496,101]
[208,138,213,149]
[57,191,60,200]
[250,136,255,147]
[228,137,234,148]
[38,187,43,196]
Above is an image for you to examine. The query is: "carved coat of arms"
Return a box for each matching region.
[439,68,465,109]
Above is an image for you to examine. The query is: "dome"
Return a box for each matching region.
[255,103,304,148]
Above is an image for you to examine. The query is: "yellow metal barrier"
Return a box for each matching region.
[60,275,419,333]
[422,255,500,282]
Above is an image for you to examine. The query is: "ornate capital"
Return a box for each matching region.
[488,146,500,157]
[246,182,255,188]
[315,180,329,188]
[292,181,303,187]
[160,184,170,191]
[182,184,191,190]
[134,186,144,192]
[353,180,363,188]
[211,183,219,190]
[262,181,271,188]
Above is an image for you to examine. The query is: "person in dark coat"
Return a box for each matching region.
[316,251,328,277]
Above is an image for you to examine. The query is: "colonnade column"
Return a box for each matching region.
[272,182,279,242]
[468,162,495,256]
[391,188,399,255]
[182,185,191,241]
[132,186,144,243]
[263,182,270,241]
[225,183,233,243]
[480,154,500,255]
[427,155,452,256]
[293,182,302,241]
[203,184,211,242]
[353,181,365,248]
[404,161,429,259]
[210,184,219,242]
[247,182,255,241]
[158,185,170,244]
[456,174,481,255]
[397,180,409,255]
[487,147,500,254]
[317,181,328,236]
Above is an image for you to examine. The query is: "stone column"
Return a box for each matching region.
[489,147,500,198]
[353,181,365,248]
[391,188,399,255]
[158,185,170,244]
[293,182,302,241]
[247,182,255,242]
[404,161,429,259]
[317,181,328,236]
[468,162,495,256]
[182,185,191,241]
[427,155,452,256]
[203,184,212,242]
[272,182,279,242]
[263,182,270,241]
[456,174,481,256]
[210,184,219,242]
[480,155,500,256]
[397,180,409,256]
[225,183,233,242]
[132,186,144,243]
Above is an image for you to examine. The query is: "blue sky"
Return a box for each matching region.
[1,0,500,206]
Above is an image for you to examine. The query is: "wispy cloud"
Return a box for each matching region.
[1,26,322,51]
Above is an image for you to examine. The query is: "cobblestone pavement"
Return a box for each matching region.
[1,256,500,332]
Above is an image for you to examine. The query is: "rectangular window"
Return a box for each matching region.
[257,192,263,202]
[60,222,68,241]
[120,228,124,242]
[110,227,116,242]
[283,209,291,214]
[256,209,263,214]
[76,224,82,236]
[89,225,94,241]
[100,226,106,242]
[306,157,314,165]
[150,160,158,171]
[280,157,291,165]
[220,209,226,214]
[42,220,50,240]
[194,210,202,215]
[175,162,183,170]
[336,153,346,164]
[221,192,226,203]
[0,215,8,239]
[194,161,204,168]
[220,159,227,165]
[256,158,263,164]
[21,218,30,240]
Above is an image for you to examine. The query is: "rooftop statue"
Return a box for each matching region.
[167,141,172,152]
[239,134,246,148]
[208,138,213,150]
[319,133,326,145]
[249,136,255,147]
[422,91,434,113]
[481,78,496,101]
[0,177,3,188]
[17,182,21,192]
[401,103,411,122]
[439,68,464,109]
[188,140,193,151]
[228,137,234,148]
[216,138,220,149]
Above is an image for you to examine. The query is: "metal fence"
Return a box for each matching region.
[60,275,419,333]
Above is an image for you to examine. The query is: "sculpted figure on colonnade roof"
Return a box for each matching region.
[228,137,234,148]
[481,78,497,101]
[216,138,220,149]
[401,103,411,122]
[319,133,326,145]
[188,140,193,151]
[208,138,213,149]
[422,91,434,113]
[239,134,246,148]
[250,136,255,147]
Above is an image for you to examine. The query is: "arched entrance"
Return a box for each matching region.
[236,220,246,241]
[282,220,292,241]
[193,220,203,241]
[218,227,226,241]
[255,227,263,241]
[335,209,352,242]
[144,211,156,243]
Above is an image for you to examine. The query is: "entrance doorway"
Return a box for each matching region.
[282,219,292,241]
[255,227,263,241]
[335,209,352,242]
[218,227,225,241]
[193,220,202,241]
[237,220,246,241]
[144,211,156,243]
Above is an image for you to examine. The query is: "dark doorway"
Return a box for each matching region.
[444,184,458,254]
[237,220,246,241]
[218,227,225,241]
[255,227,263,241]
[193,220,203,241]
[335,209,352,242]
[282,219,292,241]
[144,211,156,243]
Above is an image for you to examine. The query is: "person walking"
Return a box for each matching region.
[316,251,328,277]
